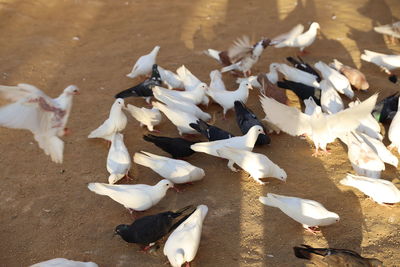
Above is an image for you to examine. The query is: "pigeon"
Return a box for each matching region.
[234,101,270,145]
[126,104,162,132]
[265,63,280,84]
[190,125,264,157]
[388,100,400,152]
[116,64,162,102]
[176,65,203,91]
[260,94,378,155]
[358,131,398,167]
[273,22,320,52]
[143,134,197,158]
[293,244,383,267]
[133,151,205,184]
[314,61,354,99]
[340,173,400,205]
[329,59,369,90]
[286,56,321,81]
[153,87,211,121]
[221,37,271,76]
[189,119,234,141]
[277,79,321,105]
[271,24,305,45]
[270,63,320,88]
[163,205,208,267]
[30,258,98,267]
[87,179,174,212]
[209,70,227,92]
[88,98,127,141]
[374,21,400,40]
[339,132,385,179]
[216,147,286,184]
[259,193,340,232]
[204,48,232,66]
[349,100,382,140]
[304,97,320,116]
[207,80,252,118]
[320,80,344,114]
[152,101,198,136]
[361,50,400,75]
[157,65,184,89]
[127,46,160,79]
[107,133,131,184]
[372,92,399,123]
[0,83,79,163]
[152,83,208,106]
[114,205,197,251]
[255,74,289,104]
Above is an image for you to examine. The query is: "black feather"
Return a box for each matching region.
[277,79,321,105]
[372,92,399,123]
[143,134,197,158]
[189,119,234,141]
[286,56,322,82]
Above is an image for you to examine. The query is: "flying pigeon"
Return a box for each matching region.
[259,193,340,233]
[0,83,79,163]
[260,94,378,156]
[277,79,321,105]
[314,61,354,99]
[126,104,162,132]
[116,64,162,102]
[286,56,321,81]
[163,205,208,267]
[361,50,400,75]
[87,179,174,212]
[270,63,320,88]
[189,119,234,141]
[388,100,400,152]
[293,244,383,267]
[30,258,98,267]
[234,101,270,145]
[271,24,305,45]
[143,134,197,158]
[190,125,264,157]
[329,59,369,90]
[107,133,131,184]
[216,147,286,184]
[372,92,399,123]
[273,22,320,52]
[114,205,196,251]
[320,80,344,114]
[349,100,382,140]
[133,151,205,184]
[127,46,160,79]
[88,98,127,141]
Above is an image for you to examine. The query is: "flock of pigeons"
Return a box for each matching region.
[2,20,400,267]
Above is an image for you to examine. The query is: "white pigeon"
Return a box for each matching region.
[206,80,252,117]
[133,151,205,184]
[314,61,354,99]
[270,63,320,88]
[152,101,198,135]
[107,133,131,184]
[260,94,378,155]
[259,193,339,231]
[388,100,400,152]
[88,98,127,141]
[190,125,264,157]
[209,70,227,91]
[152,83,208,106]
[265,63,280,84]
[358,131,398,167]
[340,174,400,204]
[320,80,344,114]
[153,88,211,121]
[163,204,208,267]
[304,97,319,116]
[349,100,382,140]
[271,24,305,45]
[274,22,320,52]
[87,179,174,212]
[361,50,400,75]
[0,83,79,163]
[235,75,262,89]
[126,104,161,132]
[157,65,184,89]
[216,147,287,184]
[374,21,400,39]
[127,46,160,79]
[30,258,98,267]
[339,132,385,179]
[176,65,202,91]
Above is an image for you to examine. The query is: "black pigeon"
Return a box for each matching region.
[115,205,196,251]
[115,64,162,99]
[372,92,399,123]
[286,56,322,82]
[234,101,270,145]
[189,119,234,141]
[293,244,383,267]
[277,79,321,105]
[143,134,197,158]
[389,74,398,84]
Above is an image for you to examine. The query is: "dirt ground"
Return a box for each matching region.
[1,0,400,266]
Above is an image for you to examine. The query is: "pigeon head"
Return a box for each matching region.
[115,98,125,108]
[114,224,130,237]
[310,22,320,30]
[108,173,125,185]
[260,38,271,48]
[64,85,80,95]
[320,212,340,226]
[272,166,287,182]
[157,179,175,191]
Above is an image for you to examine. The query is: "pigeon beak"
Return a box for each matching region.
[73,91,80,95]
[248,84,253,90]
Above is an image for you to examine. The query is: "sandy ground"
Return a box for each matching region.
[0,0,400,266]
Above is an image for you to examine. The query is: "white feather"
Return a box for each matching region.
[30,258,98,267]
[107,133,131,184]
[127,46,160,79]
[126,104,161,131]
